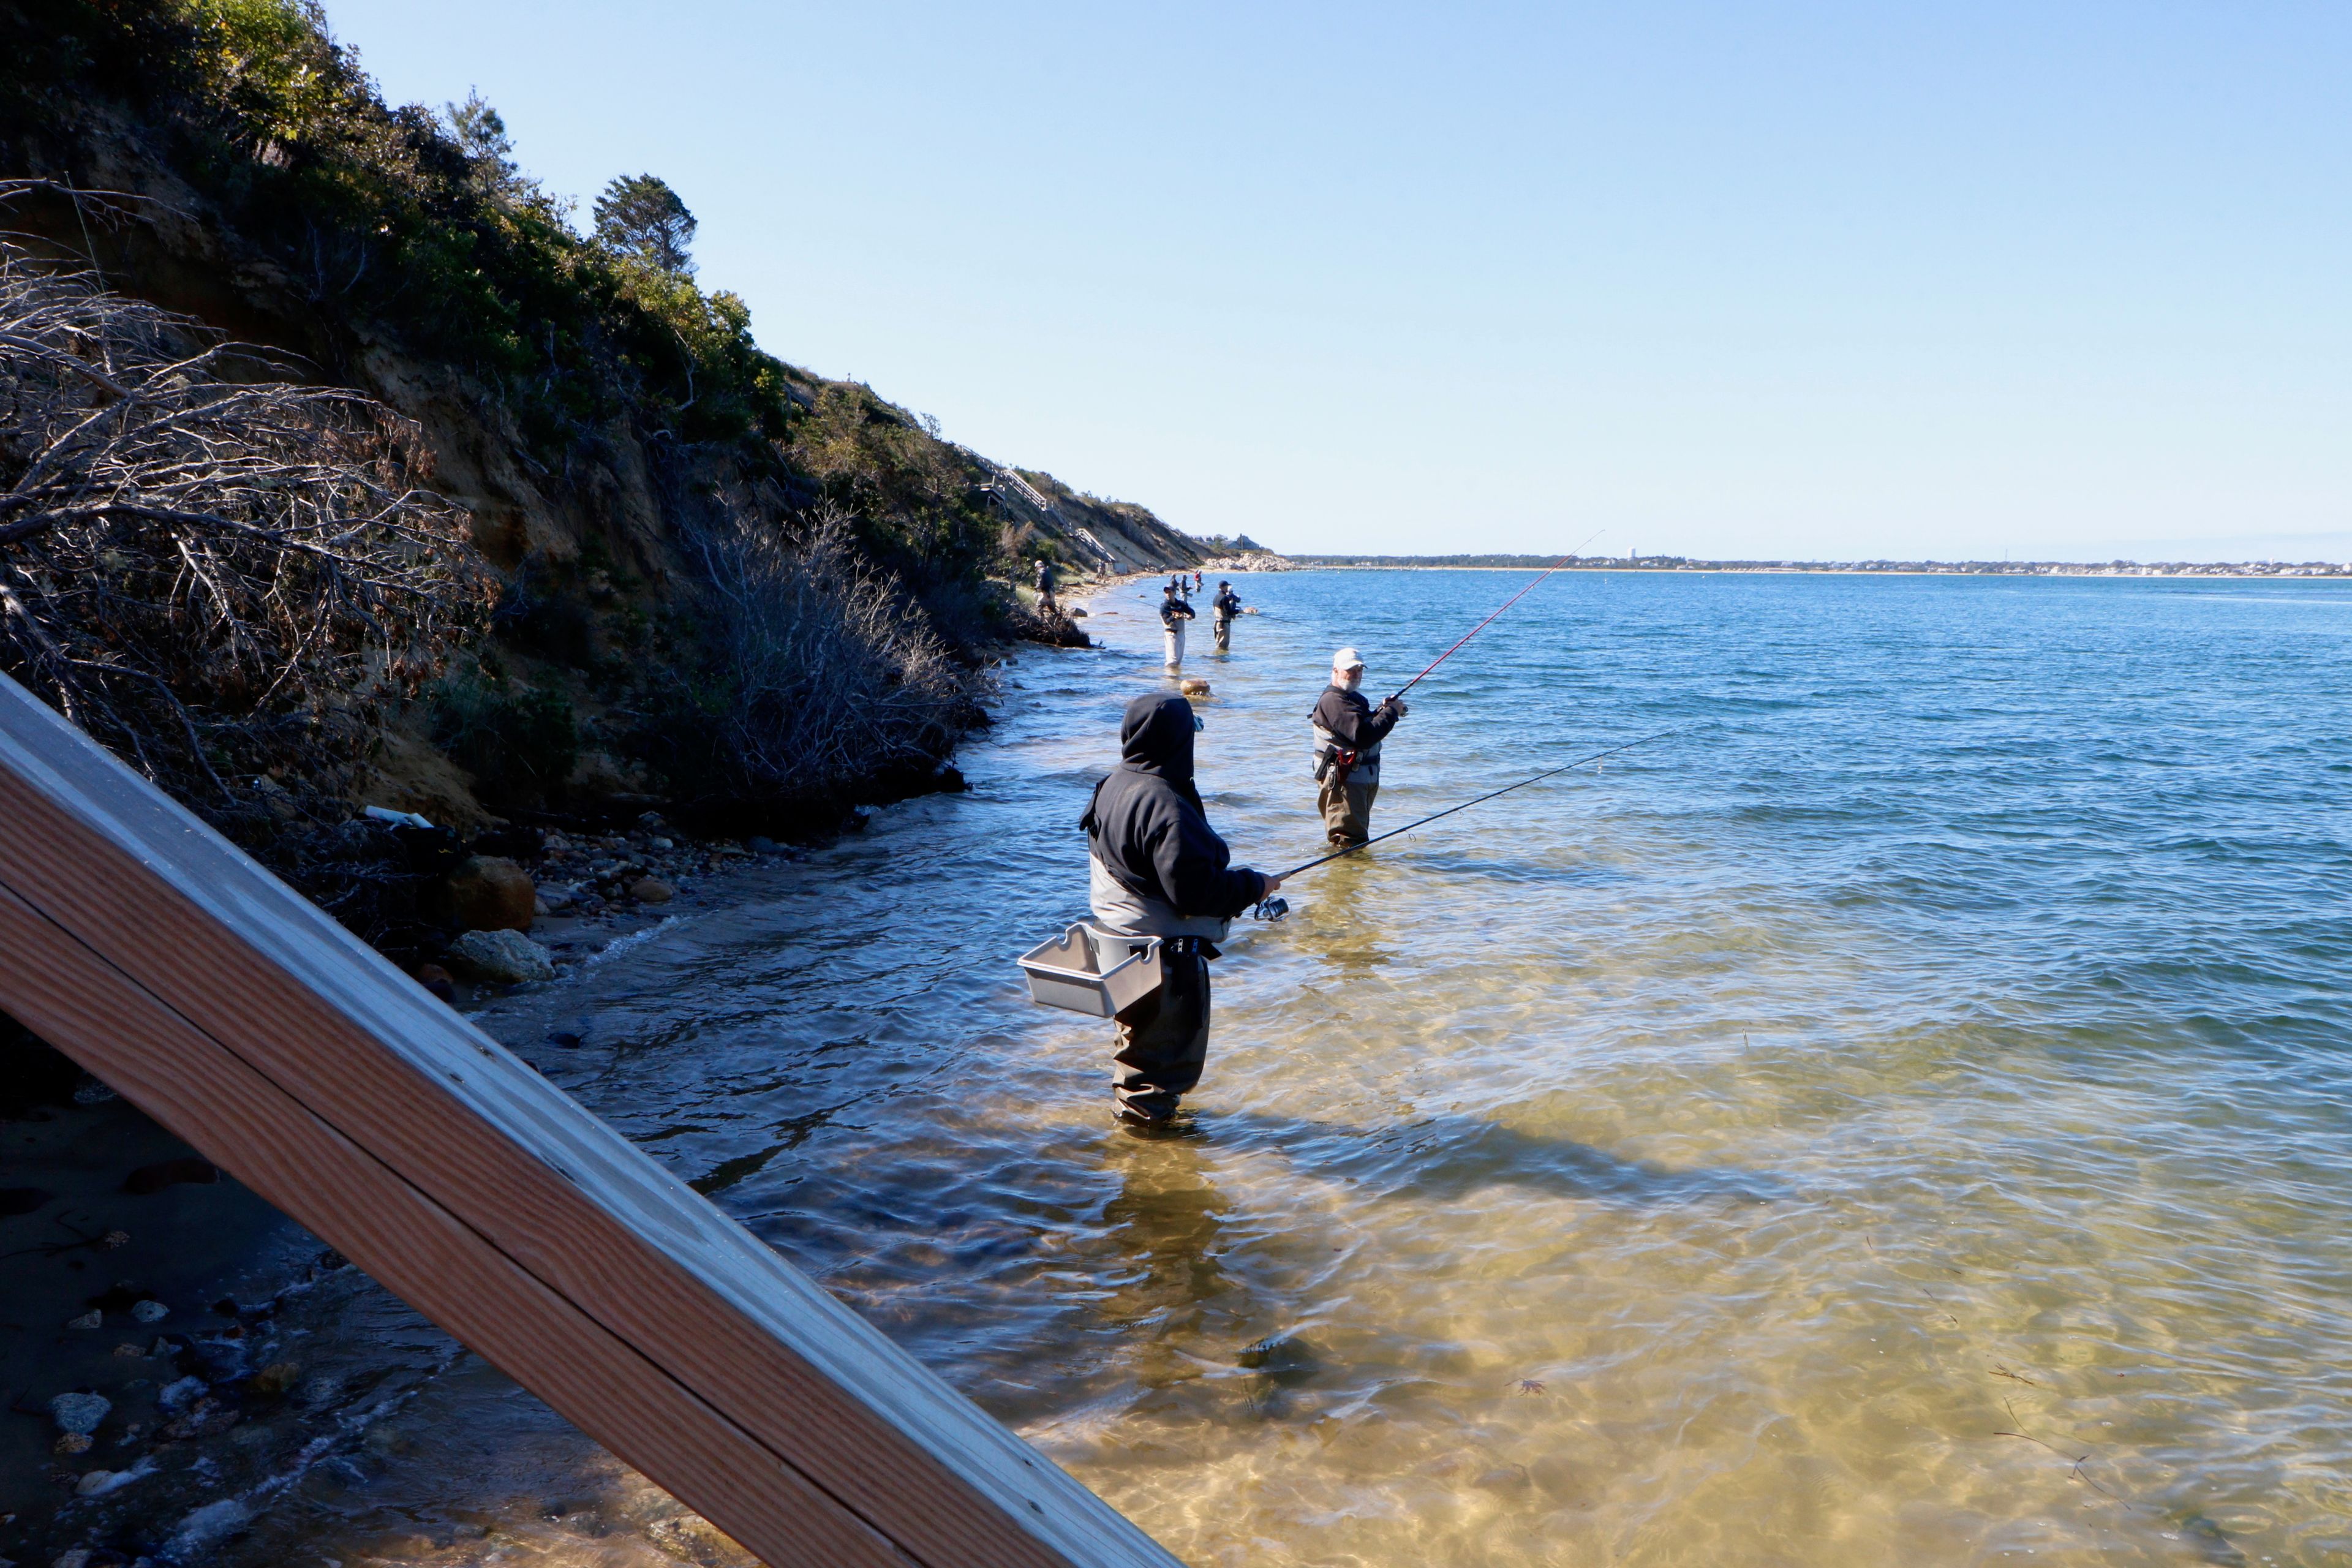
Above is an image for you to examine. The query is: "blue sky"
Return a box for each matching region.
[323,1,2349,562]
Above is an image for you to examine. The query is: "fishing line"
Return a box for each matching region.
[1251,726,1684,919]
[1386,526,1606,703]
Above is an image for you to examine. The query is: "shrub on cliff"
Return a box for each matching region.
[641,503,967,821]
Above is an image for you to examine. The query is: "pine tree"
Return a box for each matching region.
[594,173,696,273]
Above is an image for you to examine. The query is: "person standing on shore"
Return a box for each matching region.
[1310,647,1408,846]
[1211,579,1242,651]
[1035,557,1057,614]
[1082,693,1280,1126]
[1159,581,1195,669]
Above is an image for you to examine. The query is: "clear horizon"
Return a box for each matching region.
[322,1,2349,564]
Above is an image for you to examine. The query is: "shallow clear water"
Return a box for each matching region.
[243,571,2352,1566]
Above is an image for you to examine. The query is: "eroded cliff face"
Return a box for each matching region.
[0,149,1207,835]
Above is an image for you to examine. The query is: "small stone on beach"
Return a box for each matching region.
[628,877,675,904]
[130,1298,168,1323]
[447,928,556,984]
[413,962,457,1002]
[49,1392,110,1434]
[65,1310,101,1330]
[249,1361,300,1396]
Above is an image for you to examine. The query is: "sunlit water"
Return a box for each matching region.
[234,571,2352,1567]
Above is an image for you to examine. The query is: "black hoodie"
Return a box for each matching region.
[1083,694,1269,934]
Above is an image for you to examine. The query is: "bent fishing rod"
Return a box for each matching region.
[1252,726,1685,919]
[1385,526,1606,703]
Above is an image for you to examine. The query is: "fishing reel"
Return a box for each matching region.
[1251,897,1290,922]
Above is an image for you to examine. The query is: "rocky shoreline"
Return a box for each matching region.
[0,575,1170,1566]
[0,801,894,1568]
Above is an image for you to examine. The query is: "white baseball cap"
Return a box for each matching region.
[1332,646,1364,669]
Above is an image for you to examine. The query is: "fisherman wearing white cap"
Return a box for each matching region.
[1309,647,1408,845]
[1159,581,1195,670]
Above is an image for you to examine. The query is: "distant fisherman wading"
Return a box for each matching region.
[1084,695,1280,1126]
[1159,581,1195,669]
[1211,579,1242,651]
[1311,647,1408,845]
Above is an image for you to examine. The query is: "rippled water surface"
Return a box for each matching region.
[246,571,2352,1567]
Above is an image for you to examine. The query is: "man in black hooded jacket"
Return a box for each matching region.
[1082,693,1280,1125]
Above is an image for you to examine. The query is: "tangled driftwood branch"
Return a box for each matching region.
[0,240,494,797]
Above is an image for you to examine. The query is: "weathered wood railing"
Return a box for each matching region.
[0,673,1178,1568]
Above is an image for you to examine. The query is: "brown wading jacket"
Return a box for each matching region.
[1082,694,1271,943]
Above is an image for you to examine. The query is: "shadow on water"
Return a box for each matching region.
[1095,1135,1241,1357]
[1205,1109,1787,1207]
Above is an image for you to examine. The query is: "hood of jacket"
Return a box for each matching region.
[1120,693,1196,786]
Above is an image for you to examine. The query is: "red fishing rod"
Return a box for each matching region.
[1387,527,1606,702]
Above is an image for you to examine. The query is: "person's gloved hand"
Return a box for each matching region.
[1379,696,1409,720]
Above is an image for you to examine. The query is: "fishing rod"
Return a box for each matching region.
[1252,726,1684,919]
[1386,526,1606,703]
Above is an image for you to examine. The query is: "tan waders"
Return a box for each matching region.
[1319,774,1379,844]
[1111,939,1213,1122]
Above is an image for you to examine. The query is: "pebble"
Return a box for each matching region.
[64,1310,102,1330]
[130,1298,169,1323]
[49,1392,110,1434]
[413,962,458,1003]
[250,1361,300,1396]
[70,1077,116,1106]
[51,1433,91,1456]
[74,1464,149,1498]
[628,876,676,904]
[52,1550,92,1568]
[156,1375,205,1412]
[446,928,556,985]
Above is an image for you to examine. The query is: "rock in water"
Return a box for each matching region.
[49,1390,110,1434]
[447,929,556,984]
[441,854,537,932]
[628,876,676,904]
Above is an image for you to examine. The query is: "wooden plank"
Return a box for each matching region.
[0,674,1178,1568]
[0,884,913,1567]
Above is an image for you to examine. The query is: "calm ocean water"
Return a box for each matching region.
[239,570,2352,1567]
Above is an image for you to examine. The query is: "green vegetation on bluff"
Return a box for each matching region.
[0,0,1202,853]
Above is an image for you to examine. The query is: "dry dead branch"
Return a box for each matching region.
[688,499,964,804]
[0,239,494,798]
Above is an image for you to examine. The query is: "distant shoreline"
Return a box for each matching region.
[1278,556,2352,580]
